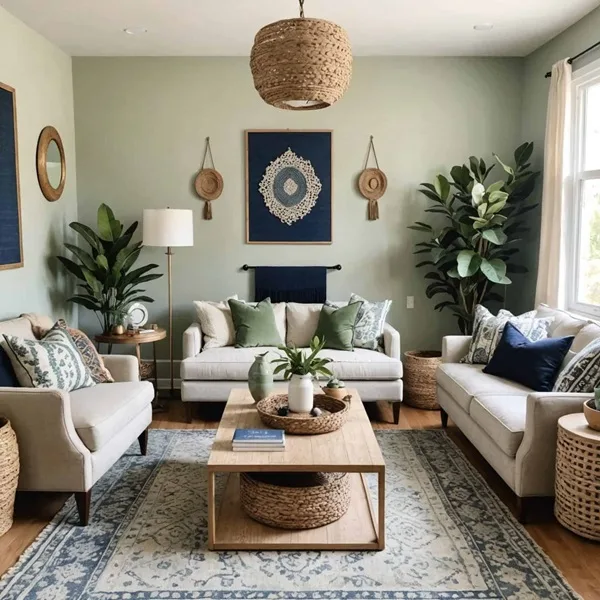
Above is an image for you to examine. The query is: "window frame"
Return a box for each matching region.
[566,60,600,318]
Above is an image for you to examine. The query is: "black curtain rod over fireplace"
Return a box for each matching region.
[545,39,600,78]
[241,264,342,271]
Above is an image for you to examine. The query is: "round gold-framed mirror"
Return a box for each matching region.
[36,126,66,202]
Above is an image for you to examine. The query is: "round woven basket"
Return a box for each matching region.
[555,418,600,541]
[403,350,442,410]
[240,471,351,530]
[0,418,19,537]
[250,18,353,111]
[256,394,350,435]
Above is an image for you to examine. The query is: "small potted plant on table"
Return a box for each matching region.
[322,377,348,400]
[272,336,332,413]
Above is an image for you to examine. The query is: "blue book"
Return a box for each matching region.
[233,429,285,444]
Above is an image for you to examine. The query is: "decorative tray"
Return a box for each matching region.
[256,393,351,435]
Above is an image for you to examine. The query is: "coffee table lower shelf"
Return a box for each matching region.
[207,471,384,551]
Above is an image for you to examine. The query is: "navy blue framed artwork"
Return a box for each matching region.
[246,130,332,244]
[0,82,23,270]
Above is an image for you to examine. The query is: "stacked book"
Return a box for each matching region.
[232,428,285,452]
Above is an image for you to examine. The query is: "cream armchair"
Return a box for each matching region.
[0,315,154,525]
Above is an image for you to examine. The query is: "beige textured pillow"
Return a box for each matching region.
[272,303,286,345]
[286,303,322,347]
[193,296,238,350]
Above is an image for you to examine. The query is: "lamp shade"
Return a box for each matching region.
[143,209,194,247]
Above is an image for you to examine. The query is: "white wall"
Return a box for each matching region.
[0,5,78,322]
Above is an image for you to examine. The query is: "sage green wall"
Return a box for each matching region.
[0,6,78,322]
[516,6,600,313]
[72,56,524,361]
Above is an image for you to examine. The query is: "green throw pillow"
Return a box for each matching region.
[228,298,283,348]
[314,301,362,351]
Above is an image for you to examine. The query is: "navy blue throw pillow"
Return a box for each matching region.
[0,345,19,387]
[483,322,574,392]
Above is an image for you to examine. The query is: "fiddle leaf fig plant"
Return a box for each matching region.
[409,142,540,334]
[58,204,163,333]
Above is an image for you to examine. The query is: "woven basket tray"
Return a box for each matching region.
[256,394,350,435]
[240,471,351,530]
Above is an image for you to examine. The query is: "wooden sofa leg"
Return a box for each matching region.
[138,428,149,456]
[185,402,193,424]
[392,402,401,425]
[440,408,449,428]
[75,490,91,526]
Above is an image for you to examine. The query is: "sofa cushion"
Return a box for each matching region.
[572,322,600,354]
[229,298,284,348]
[437,363,531,412]
[0,316,36,340]
[535,304,589,338]
[469,394,527,457]
[286,303,321,347]
[70,381,154,452]
[181,347,402,381]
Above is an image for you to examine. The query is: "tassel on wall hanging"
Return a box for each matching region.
[358,135,387,220]
[194,137,223,220]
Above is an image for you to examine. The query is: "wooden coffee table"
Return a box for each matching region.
[207,388,386,551]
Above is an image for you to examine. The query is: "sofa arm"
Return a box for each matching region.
[441,336,471,363]
[102,355,140,382]
[382,323,400,360]
[515,392,590,497]
[0,387,91,491]
[183,322,202,359]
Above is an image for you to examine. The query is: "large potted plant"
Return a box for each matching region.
[272,337,333,413]
[409,142,540,334]
[58,204,163,333]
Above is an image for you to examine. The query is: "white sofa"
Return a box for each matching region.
[0,314,154,525]
[436,304,596,519]
[181,302,403,422]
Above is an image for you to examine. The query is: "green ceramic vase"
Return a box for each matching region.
[248,352,273,403]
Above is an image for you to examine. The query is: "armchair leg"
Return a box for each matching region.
[75,490,91,526]
[392,402,401,425]
[440,408,449,429]
[138,428,149,456]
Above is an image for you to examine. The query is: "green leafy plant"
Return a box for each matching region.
[325,377,346,389]
[409,143,540,334]
[58,204,163,333]
[272,336,333,380]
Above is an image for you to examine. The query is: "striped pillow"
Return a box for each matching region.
[553,337,600,393]
[0,328,95,391]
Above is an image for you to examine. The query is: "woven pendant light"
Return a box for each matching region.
[250,0,353,111]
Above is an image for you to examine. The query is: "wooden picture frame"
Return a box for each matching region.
[37,125,66,202]
[0,82,23,271]
[245,129,333,245]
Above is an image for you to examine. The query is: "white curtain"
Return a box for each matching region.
[534,59,572,308]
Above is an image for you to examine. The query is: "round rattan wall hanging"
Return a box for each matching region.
[358,136,387,221]
[194,137,223,220]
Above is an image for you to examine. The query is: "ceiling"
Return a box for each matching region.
[1,0,599,57]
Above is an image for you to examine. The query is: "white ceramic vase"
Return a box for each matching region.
[288,374,314,413]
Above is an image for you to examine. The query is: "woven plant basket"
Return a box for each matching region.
[240,471,351,530]
[250,18,353,111]
[0,418,19,537]
[403,351,442,410]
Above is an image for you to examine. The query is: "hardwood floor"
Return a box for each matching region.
[1,400,599,599]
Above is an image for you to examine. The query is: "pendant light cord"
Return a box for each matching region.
[299,0,305,18]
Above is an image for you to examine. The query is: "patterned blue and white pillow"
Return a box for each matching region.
[461,305,553,365]
[349,293,392,351]
[0,328,95,391]
[553,337,600,393]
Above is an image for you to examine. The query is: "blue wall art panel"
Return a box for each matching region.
[0,83,22,270]
[246,130,332,244]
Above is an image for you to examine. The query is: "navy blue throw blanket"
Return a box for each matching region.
[254,267,327,303]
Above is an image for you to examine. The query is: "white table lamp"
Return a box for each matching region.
[143,208,194,396]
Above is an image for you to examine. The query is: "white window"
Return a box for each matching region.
[567,61,600,317]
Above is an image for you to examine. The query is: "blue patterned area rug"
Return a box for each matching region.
[0,430,579,600]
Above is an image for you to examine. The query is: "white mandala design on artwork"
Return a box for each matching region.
[258,148,322,226]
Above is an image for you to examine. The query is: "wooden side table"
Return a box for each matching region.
[94,329,167,405]
[555,413,600,541]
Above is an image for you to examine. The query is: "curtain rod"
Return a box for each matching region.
[545,39,600,78]
[241,264,342,271]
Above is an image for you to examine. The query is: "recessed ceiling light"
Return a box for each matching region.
[473,23,494,31]
[124,26,148,35]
